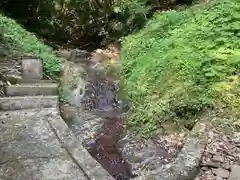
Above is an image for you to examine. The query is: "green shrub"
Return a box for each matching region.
[0,14,60,75]
[121,0,240,137]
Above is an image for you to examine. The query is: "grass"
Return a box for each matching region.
[121,0,240,137]
[0,14,60,75]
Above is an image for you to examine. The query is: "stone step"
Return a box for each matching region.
[0,73,54,84]
[0,95,58,111]
[5,83,58,96]
[17,79,55,84]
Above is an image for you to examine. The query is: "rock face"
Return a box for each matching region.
[21,58,43,79]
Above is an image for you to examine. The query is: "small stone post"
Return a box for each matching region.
[21,56,43,79]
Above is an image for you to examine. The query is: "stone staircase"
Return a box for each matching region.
[0,57,114,180]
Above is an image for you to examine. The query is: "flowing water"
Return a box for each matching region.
[64,49,183,179]
[78,58,137,179]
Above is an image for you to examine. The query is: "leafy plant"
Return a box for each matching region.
[0,0,194,47]
[121,0,240,137]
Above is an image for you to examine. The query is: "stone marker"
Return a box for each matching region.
[229,165,240,180]
[21,58,43,79]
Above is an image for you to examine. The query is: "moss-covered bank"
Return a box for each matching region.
[121,0,240,137]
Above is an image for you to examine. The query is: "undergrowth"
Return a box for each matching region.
[0,14,60,75]
[121,0,240,137]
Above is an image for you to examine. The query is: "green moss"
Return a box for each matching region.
[0,14,60,75]
[121,0,240,137]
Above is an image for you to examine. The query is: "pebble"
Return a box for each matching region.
[229,165,240,180]
[215,177,223,180]
[212,154,224,163]
[212,168,229,178]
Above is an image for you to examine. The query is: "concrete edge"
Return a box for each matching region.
[0,95,58,111]
[135,122,208,180]
[47,112,114,180]
[0,72,54,85]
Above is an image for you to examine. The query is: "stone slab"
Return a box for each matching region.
[0,107,88,180]
[21,58,43,79]
[47,110,114,180]
[17,79,55,84]
[134,122,208,180]
[0,95,58,110]
[5,83,58,96]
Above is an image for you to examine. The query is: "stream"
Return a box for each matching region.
[61,49,185,179]
[79,55,136,179]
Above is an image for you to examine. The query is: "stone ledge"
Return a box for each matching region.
[0,95,58,110]
[47,111,114,180]
[5,83,58,96]
[135,122,208,180]
[0,72,54,85]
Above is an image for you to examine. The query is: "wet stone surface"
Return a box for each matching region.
[118,133,185,176]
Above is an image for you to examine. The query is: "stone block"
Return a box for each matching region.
[21,58,43,79]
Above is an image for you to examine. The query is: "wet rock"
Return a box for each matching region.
[60,60,86,106]
[212,168,229,178]
[229,165,240,180]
